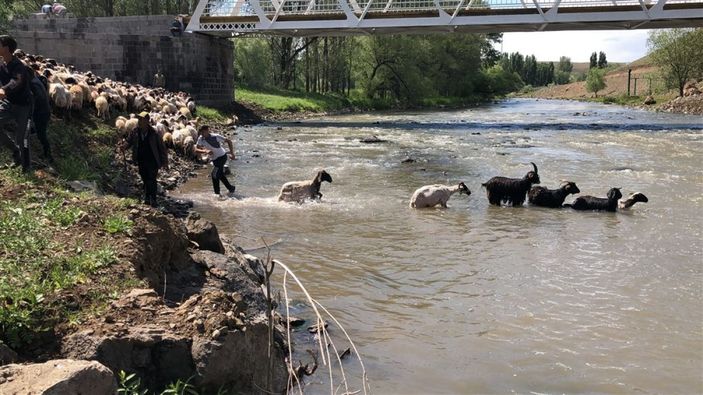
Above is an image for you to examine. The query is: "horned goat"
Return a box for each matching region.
[482,162,540,206]
[278,170,333,203]
[410,182,471,208]
[528,181,580,208]
[566,187,622,212]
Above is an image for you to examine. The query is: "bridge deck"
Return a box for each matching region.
[187,0,703,36]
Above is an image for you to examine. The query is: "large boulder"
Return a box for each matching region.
[61,326,194,391]
[185,213,225,254]
[0,359,116,394]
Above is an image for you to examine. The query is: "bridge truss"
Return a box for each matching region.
[186,0,703,36]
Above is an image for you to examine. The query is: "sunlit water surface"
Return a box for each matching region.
[176,99,702,394]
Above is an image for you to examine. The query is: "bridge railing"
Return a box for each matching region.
[189,0,703,35]
[200,0,676,17]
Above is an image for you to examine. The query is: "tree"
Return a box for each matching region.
[557,56,573,73]
[589,52,598,69]
[586,68,606,97]
[648,28,703,97]
[597,51,608,68]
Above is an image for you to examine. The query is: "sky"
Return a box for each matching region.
[501,30,652,63]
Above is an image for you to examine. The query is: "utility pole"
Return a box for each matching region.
[627,68,632,96]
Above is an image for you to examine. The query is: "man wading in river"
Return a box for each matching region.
[194,125,236,198]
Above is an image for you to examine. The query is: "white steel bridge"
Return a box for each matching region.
[186,0,703,36]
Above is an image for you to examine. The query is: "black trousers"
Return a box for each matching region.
[211,154,234,195]
[33,110,51,159]
[138,162,159,206]
[0,100,31,170]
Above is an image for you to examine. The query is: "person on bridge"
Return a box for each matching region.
[0,35,33,172]
[170,17,184,36]
[194,125,237,198]
[52,3,67,17]
[124,112,169,207]
[41,4,52,15]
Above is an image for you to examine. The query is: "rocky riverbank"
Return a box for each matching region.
[0,157,293,393]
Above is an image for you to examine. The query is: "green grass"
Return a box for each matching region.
[104,215,134,234]
[0,169,133,350]
[236,87,352,112]
[197,106,232,123]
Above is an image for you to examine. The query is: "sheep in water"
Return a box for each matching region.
[278,170,333,203]
[528,181,580,208]
[565,187,622,212]
[482,162,540,206]
[410,182,471,208]
[618,192,649,210]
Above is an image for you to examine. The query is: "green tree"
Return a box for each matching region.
[648,28,703,97]
[557,56,573,73]
[234,38,274,89]
[589,52,598,69]
[597,51,608,68]
[586,68,606,97]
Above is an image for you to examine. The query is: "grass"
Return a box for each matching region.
[197,106,232,124]
[0,180,134,349]
[236,87,352,113]
[0,112,143,351]
[104,215,134,234]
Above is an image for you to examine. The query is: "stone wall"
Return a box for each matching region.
[11,15,234,106]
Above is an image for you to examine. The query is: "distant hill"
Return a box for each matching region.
[528,56,664,99]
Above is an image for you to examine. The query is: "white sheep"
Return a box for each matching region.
[49,83,70,111]
[95,95,109,120]
[278,170,333,203]
[114,115,128,133]
[409,182,471,208]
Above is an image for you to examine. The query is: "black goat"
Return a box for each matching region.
[528,181,580,208]
[482,162,540,206]
[618,192,649,210]
[566,187,622,212]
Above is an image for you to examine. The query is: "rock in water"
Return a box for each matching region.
[360,135,386,144]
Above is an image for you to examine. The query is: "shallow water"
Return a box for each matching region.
[176,99,703,394]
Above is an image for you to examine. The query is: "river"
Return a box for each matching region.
[175,99,702,394]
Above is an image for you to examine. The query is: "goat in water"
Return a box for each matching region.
[482,162,540,206]
[565,187,622,212]
[528,181,580,208]
[409,182,471,208]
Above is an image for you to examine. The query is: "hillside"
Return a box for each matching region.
[529,56,664,100]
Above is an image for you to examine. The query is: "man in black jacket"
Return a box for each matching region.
[124,112,169,207]
[0,35,33,171]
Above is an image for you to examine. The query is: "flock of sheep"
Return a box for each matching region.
[283,165,648,212]
[17,52,201,156]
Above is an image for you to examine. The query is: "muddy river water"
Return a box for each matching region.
[176,99,702,394]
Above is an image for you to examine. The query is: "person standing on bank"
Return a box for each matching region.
[194,125,236,197]
[0,35,33,171]
[124,112,168,207]
[28,64,53,162]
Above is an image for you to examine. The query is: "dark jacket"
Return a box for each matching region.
[126,125,168,169]
[0,57,33,106]
[30,75,51,115]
